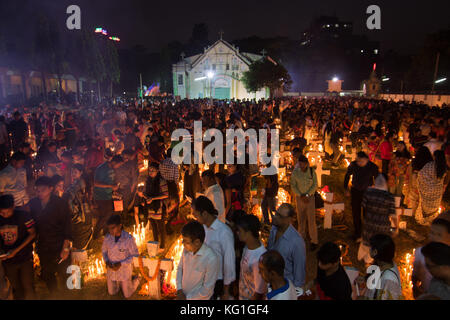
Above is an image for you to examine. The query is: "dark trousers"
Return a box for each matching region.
[38,251,71,293]
[150,218,166,249]
[351,188,365,238]
[261,195,276,224]
[0,143,8,170]
[210,279,224,300]
[94,199,113,238]
[382,159,390,176]
[3,259,35,300]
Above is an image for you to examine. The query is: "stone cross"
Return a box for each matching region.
[132,241,174,300]
[261,49,267,57]
[219,30,224,40]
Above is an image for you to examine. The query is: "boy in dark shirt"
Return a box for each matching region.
[0,194,36,299]
[315,242,352,300]
[28,177,72,294]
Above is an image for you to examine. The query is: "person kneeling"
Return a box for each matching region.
[102,215,140,299]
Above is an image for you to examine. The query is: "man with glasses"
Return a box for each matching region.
[267,203,306,291]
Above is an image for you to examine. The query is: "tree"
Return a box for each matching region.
[242,58,292,98]
[81,31,106,102]
[103,41,121,98]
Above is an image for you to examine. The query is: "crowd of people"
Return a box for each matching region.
[0,96,449,300]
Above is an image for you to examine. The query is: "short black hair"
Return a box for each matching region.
[201,169,215,179]
[11,152,27,162]
[357,151,369,159]
[432,217,450,234]
[122,149,134,156]
[47,141,57,147]
[107,214,122,226]
[193,196,218,216]
[260,250,285,277]
[369,234,395,263]
[298,154,308,163]
[237,214,261,239]
[0,194,15,209]
[50,174,64,187]
[277,203,296,218]
[149,162,159,170]
[61,151,72,159]
[111,155,124,163]
[181,221,205,243]
[72,163,84,173]
[421,242,450,266]
[317,242,342,264]
[35,176,54,188]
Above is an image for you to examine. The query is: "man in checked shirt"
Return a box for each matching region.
[159,148,180,228]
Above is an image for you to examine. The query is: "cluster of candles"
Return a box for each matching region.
[163,237,184,290]
[85,258,106,281]
[400,249,415,300]
[276,188,290,209]
[132,223,147,249]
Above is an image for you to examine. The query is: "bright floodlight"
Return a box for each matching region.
[435,78,447,84]
[382,77,390,82]
[332,77,339,82]
[207,71,214,79]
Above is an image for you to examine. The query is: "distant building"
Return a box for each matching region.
[172,38,269,100]
[0,67,93,104]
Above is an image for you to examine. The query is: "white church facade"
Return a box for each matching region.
[172,38,269,100]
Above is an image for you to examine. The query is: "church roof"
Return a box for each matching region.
[186,39,262,68]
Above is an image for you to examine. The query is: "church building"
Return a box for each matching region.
[172,36,269,100]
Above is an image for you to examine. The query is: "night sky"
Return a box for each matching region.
[18,0,450,53]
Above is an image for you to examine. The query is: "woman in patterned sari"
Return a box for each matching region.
[388,141,411,205]
[407,146,433,216]
[416,150,447,225]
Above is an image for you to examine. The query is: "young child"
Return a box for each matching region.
[102,215,140,299]
[258,250,297,300]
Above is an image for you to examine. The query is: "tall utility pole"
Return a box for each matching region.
[431,52,440,94]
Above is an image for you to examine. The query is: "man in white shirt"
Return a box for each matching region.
[193,196,236,300]
[259,250,297,300]
[0,152,29,208]
[201,170,225,223]
[176,221,219,300]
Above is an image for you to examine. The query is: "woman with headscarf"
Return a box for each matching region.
[358,174,396,264]
[416,150,448,225]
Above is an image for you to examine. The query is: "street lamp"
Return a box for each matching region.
[435,77,447,84]
[332,76,339,82]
